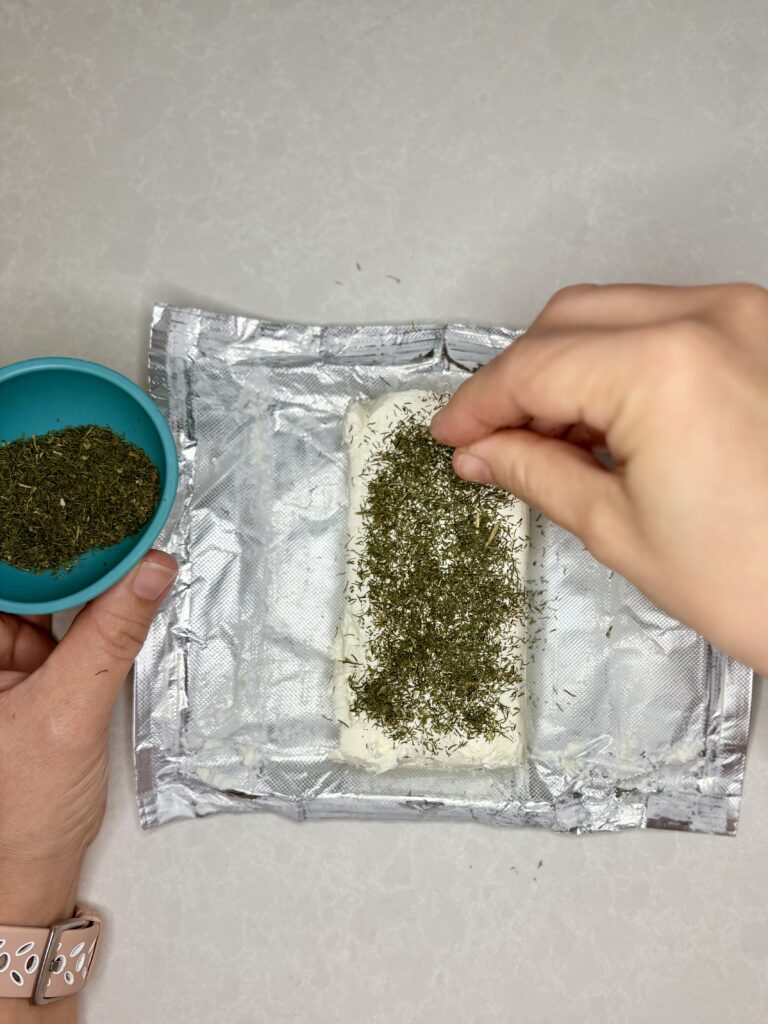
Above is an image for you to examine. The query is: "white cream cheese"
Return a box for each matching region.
[333,390,529,772]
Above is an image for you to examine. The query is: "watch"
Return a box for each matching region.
[0,907,101,1005]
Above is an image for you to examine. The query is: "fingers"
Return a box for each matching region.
[0,670,31,694]
[35,550,178,731]
[0,614,55,674]
[20,615,52,633]
[532,283,725,330]
[453,429,631,567]
[431,327,640,449]
[564,423,607,449]
[431,283,732,451]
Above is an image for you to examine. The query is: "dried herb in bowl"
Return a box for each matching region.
[0,425,160,574]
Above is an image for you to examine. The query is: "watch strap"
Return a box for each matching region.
[0,907,101,1003]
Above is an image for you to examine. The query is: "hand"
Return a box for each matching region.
[431,283,768,674]
[0,551,177,939]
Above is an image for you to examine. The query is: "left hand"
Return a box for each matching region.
[0,551,177,930]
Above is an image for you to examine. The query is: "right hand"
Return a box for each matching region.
[431,283,768,674]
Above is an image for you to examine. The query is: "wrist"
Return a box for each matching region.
[0,858,82,928]
[0,863,83,1024]
[0,999,77,1023]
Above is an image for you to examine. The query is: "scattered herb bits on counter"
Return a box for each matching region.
[0,425,161,573]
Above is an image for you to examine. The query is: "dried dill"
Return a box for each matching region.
[346,399,532,753]
[0,425,160,574]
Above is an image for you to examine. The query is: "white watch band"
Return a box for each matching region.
[0,908,101,1005]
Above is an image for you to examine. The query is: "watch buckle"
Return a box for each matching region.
[32,917,89,1006]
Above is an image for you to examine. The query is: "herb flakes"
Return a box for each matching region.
[0,425,161,574]
[347,398,533,754]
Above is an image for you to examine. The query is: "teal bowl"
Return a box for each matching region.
[0,357,179,615]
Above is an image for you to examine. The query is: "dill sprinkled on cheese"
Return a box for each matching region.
[344,394,533,755]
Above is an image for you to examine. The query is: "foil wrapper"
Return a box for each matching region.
[135,305,753,834]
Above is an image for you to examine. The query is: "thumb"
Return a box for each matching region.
[453,429,630,567]
[38,550,178,729]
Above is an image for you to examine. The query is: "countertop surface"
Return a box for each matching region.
[2,2,768,1022]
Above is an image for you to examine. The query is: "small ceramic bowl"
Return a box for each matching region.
[0,357,179,614]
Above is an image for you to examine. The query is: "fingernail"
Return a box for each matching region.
[132,558,178,601]
[455,453,495,485]
[429,409,448,441]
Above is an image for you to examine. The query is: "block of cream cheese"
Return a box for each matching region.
[333,390,529,772]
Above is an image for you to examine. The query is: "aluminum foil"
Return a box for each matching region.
[135,305,753,834]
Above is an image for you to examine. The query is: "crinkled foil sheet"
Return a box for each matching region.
[135,305,753,834]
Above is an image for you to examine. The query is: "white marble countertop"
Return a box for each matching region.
[3,2,768,1021]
